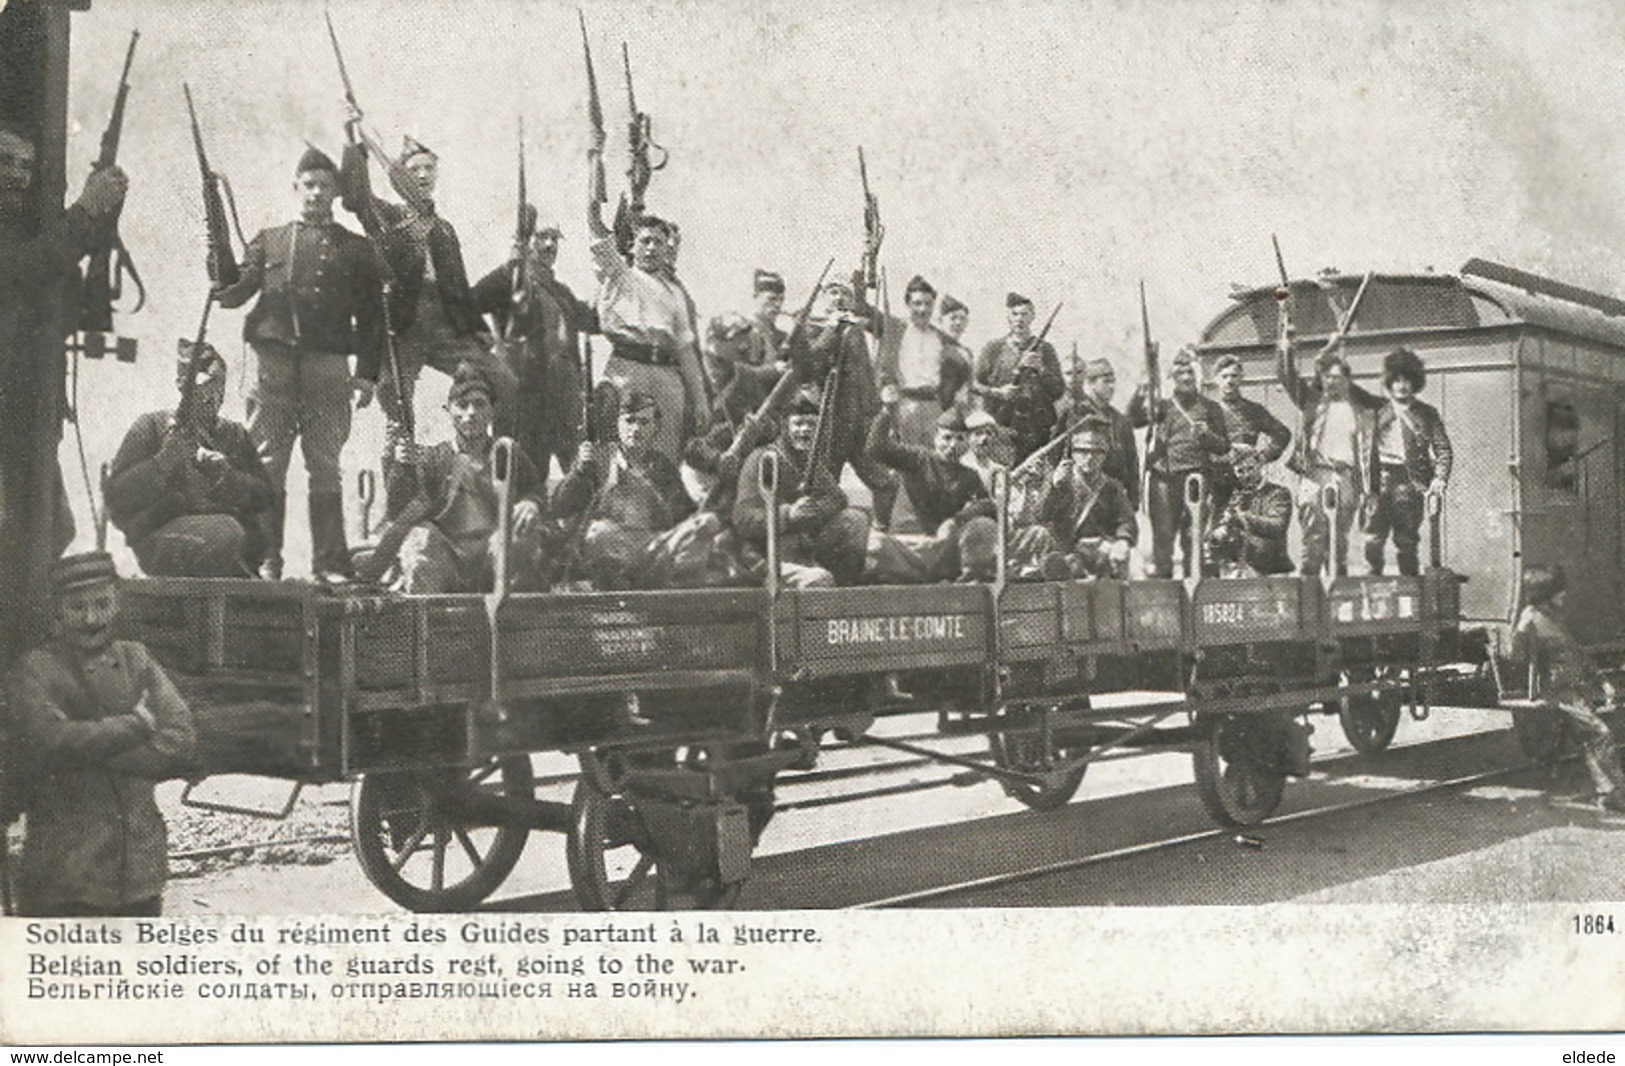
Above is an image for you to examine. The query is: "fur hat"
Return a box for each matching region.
[1382,347,1426,391]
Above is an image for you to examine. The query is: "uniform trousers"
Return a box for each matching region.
[133,515,255,578]
[1363,463,1426,576]
[1009,526,1124,580]
[246,341,352,494]
[1147,469,1204,578]
[397,520,545,594]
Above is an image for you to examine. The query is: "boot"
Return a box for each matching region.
[310,492,353,585]
[258,492,286,580]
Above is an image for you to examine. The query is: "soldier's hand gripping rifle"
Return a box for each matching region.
[81,31,146,334]
[699,258,835,513]
[612,41,668,252]
[324,11,434,219]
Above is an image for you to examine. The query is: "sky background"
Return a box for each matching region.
[46,0,1625,564]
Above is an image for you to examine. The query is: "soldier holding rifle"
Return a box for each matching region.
[1206,354,1292,520]
[214,146,384,582]
[1067,356,1141,511]
[1128,347,1230,578]
[974,293,1064,464]
[1009,420,1137,581]
[1203,443,1293,577]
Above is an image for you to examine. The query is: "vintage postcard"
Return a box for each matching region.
[2,0,1623,1046]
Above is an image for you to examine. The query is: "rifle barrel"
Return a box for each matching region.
[325,11,360,109]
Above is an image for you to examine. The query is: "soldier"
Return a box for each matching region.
[7,551,197,916]
[1010,420,1137,580]
[686,313,782,513]
[733,387,869,588]
[938,294,969,345]
[472,208,598,477]
[1128,348,1230,577]
[392,363,546,594]
[105,343,276,578]
[552,390,697,590]
[1510,565,1625,813]
[214,146,383,582]
[1067,356,1141,511]
[1208,354,1292,519]
[787,275,898,528]
[961,409,1008,494]
[588,211,709,461]
[975,292,1065,463]
[1278,342,1381,577]
[747,268,788,367]
[864,393,999,583]
[1364,348,1452,576]
[875,274,970,449]
[339,111,499,514]
[1204,443,1294,577]
[0,123,128,649]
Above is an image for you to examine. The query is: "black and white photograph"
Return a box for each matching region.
[2,0,1624,1046]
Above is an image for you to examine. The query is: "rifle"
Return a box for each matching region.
[1139,280,1162,473]
[699,258,834,512]
[858,147,883,293]
[184,84,242,293]
[579,11,608,213]
[81,30,146,334]
[504,117,533,339]
[621,40,667,221]
[324,11,434,218]
[970,300,1061,403]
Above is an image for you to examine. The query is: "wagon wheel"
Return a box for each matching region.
[350,756,534,912]
[1337,667,1404,754]
[1192,715,1288,828]
[567,776,745,912]
[988,728,1087,812]
[1512,704,1569,764]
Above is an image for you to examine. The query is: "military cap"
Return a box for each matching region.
[1229,442,1262,466]
[936,407,969,432]
[753,269,785,295]
[399,135,436,164]
[448,361,496,404]
[964,409,998,432]
[1082,357,1116,378]
[619,389,660,416]
[1069,420,1111,452]
[822,273,855,296]
[708,312,753,343]
[296,144,338,176]
[1382,347,1427,391]
[1006,291,1033,309]
[904,274,936,299]
[520,203,563,238]
[176,338,226,386]
[51,550,119,595]
[788,386,823,416]
[940,294,968,316]
[1213,354,1244,374]
[1171,345,1198,369]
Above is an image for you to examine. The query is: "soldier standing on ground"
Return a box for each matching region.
[7,552,198,916]
[214,146,383,582]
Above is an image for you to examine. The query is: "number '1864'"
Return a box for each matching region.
[1572,915,1616,934]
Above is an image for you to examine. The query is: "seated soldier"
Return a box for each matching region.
[685,312,784,513]
[1010,420,1136,580]
[732,387,868,588]
[392,363,546,594]
[105,342,275,578]
[552,390,698,590]
[1204,443,1294,577]
[864,390,999,583]
[961,408,1008,494]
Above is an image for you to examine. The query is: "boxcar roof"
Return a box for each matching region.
[1198,258,1625,354]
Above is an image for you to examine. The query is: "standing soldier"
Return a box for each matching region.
[938,294,970,346]
[747,268,788,367]
[875,274,970,449]
[472,209,598,478]
[1278,342,1380,577]
[1068,356,1141,511]
[7,552,198,916]
[1365,348,1451,576]
[1128,348,1230,577]
[588,210,709,461]
[1208,354,1292,518]
[339,109,497,515]
[105,343,276,578]
[788,275,898,528]
[215,146,383,581]
[975,292,1065,463]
